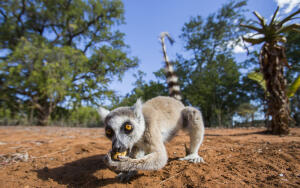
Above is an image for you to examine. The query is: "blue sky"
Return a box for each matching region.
[109,0,300,96]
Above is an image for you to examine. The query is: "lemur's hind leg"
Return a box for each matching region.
[179,107,205,163]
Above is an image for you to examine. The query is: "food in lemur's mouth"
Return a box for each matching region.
[112,151,127,160]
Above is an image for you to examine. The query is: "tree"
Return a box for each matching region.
[247,31,300,126]
[236,103,257,126]
[241,7,300,134]
[286,30,300,125]
[113,70,168,108]
[176,0,250,126]
[178,54,248,127]
[0,0,138,125]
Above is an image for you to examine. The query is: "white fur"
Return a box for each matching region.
[169,85,180,93]
[98,107,110,120]
[165,65,174,72]
[167,75,178,83]
[133,98,143,120]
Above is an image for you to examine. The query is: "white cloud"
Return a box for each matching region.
[229,39,253,54]
[230,33,262,54]
[233,45,248,53]
[274,0,300,13]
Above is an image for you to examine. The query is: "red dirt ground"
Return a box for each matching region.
[0,126,299,187]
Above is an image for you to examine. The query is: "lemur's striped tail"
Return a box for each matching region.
[160,32,182,101]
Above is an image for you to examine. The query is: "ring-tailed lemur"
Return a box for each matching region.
[99,32,205,182]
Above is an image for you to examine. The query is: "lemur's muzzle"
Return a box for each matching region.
[111,139,128,161]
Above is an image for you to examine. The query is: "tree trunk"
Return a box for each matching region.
[251,113,254,127]
[29,105,34,124]
[35,98,53,126]
[260,43,290,135]
[216,111,222,127]
[36,109,51,126]
[203,110,211,127]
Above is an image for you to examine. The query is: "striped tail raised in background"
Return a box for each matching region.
[160,32,182,101]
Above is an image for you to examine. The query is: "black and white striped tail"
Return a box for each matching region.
[160,32,182,101]
[165,62,182,100]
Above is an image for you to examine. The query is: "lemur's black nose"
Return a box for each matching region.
[112,139,127,152]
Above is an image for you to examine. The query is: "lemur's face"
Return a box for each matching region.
[100,100,145,160]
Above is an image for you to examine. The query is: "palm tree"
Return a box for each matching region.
[241,7,300,135]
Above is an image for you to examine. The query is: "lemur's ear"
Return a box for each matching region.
[133,98,143,119]
[98,107,110,121]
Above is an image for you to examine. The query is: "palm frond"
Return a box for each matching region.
[288,17,300,20]
[276,36,287,43]
[240,24,263,33]
[252,20,262,26]
[293,28,300,32]
[253,11,266,27]
[269,6,280,26]
[248,71,266,91]
[276,23,300,34]
[278,9,300,26]
[242,37,265,45]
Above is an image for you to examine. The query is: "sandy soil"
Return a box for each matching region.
[0,126,299,188]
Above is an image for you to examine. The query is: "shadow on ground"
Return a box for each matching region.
[35,154,127,187]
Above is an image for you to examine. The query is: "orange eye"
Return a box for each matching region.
[125,124,132,130]
[106,128,112,135]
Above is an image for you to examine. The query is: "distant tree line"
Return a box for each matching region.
[0,0,299,130]
[0,0,138,126]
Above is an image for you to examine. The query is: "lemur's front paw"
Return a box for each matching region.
[179,153,205,163]
[103,152,118,171]
[103,151,132,171]
[117,171,137,182]
[103,152,113,163]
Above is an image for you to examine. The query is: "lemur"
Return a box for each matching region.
[99,32,205,181]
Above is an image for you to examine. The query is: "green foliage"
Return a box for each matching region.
[116,81,167,107]
[236,103,257,123]
[285,30,300,125]
[247,72,266,91]
[68,106,102,127]
[0,0,127,51]
[287,76,300,97]
[286,31,300,73]
[113,71,168,108]
[248,71,300,98]
[176,0,250,127]
[0,0,138,125]
[181,0,248,59]
[179,54,249,126]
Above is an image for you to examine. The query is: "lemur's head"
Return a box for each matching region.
[98,99,145,160]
